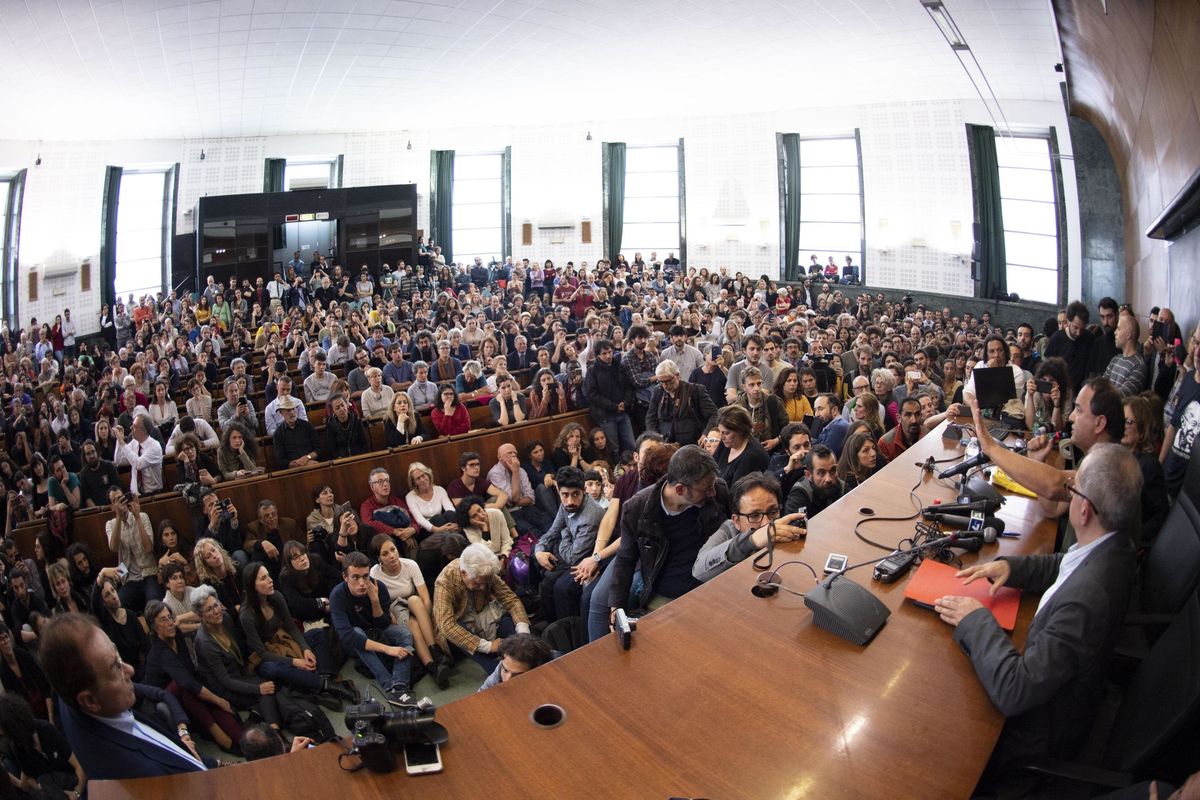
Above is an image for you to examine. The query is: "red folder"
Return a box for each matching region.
[904,559,1021,631]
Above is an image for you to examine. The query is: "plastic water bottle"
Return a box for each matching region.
[964,436,980,460]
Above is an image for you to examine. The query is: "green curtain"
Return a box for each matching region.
[602,142,626,263]
[99,165,122,309]
[263,158,286,193]
[501,146,512,259]
[779,133,801,282]
[429,150,455,262]
[965,124,1008,300]
[2,169,26,326]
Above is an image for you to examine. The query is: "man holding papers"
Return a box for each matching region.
[934,438,1140,798]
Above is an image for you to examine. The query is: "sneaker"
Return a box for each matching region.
[433,657,451,690]
[385,688,416,707]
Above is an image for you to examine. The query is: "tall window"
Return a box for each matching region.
[995,134,1060,304]
[285,157,339,190]
[115,171,169,301]
[623,143,682,258]
[798,134,864,276]
[452,152,504,265]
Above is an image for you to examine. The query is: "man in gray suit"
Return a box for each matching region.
[934,442,1140,797]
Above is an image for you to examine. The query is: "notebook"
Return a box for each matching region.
[903,558,1021,631]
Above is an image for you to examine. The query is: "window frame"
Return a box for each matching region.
[451,150,507,267]
[284,156,341,191]
[993,130,1063,305]
[114,168,171,302]
[796,130,865,283]
[621,141,685,263]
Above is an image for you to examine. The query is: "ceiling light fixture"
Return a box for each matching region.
[200,149,206,160]
[920,0,967,50]
[406,140,412,150]
[919,0,1013,139]
[35,153,42,166]
[586,131,592,141]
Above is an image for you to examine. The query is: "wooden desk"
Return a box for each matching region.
[92,423,1056,800]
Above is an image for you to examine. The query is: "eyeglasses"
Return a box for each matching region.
[1064,477,1094,508]
[734,507,781,526]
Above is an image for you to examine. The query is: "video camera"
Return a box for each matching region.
[342,695,448,774]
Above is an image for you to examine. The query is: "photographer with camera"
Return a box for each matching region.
[105,485,161,612]
[198,488,245,570]
[330,552,416,707]
[112,414,163,495]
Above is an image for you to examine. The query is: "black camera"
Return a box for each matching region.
[174,482,204,509]
[344,695,448,748]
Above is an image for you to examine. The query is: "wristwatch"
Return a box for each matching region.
[591,553,602,563]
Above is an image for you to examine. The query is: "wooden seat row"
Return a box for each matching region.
[12,409,590,565]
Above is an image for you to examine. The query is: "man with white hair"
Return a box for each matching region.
[432,544,531,673]
[935,441,1139,797]
[645,359,718,446]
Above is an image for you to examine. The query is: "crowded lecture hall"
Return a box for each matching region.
[0,0,1197,797]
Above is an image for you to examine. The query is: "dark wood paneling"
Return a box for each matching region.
[1056,0,1200,328]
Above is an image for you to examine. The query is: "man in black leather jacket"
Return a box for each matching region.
[607,445,731,620]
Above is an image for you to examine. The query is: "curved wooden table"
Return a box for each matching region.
[92,421,1054,800]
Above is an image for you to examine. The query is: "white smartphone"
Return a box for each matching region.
[404,742,443,775]
[824,553,848,575]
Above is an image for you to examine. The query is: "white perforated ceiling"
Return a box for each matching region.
[0,0,1064,140]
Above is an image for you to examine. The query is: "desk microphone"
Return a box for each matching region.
[937,441,1027,480]
[921,498,1002,516]
[937,451,991,479]
[939,527,999,553]
[801,532,983,646]
[926,512,1006,535]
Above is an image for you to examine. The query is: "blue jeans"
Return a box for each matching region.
[598,414,636,460]
[353,625,414,693]
[584,559,642,642]
[450,615,517,674]
[257,658,323,693]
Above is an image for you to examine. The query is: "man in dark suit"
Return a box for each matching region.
[506,334,533,372]
[934,442,1140,798]
[41,613,213,780]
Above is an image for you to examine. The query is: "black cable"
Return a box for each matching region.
[757,559,819,598]
[751,520,777,572]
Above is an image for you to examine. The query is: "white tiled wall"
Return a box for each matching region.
[0,95,1074,336]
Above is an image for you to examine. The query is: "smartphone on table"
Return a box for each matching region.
[404,742,443,775]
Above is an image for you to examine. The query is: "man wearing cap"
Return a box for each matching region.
[264,376,309,435]
[272,395,321,469]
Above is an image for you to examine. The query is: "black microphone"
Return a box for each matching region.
[927,512,1006,535]
[940,527,999,553]
[937,451,990,479]
[922,498,1002,516]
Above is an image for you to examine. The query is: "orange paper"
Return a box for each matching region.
[904,558,1021,631]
